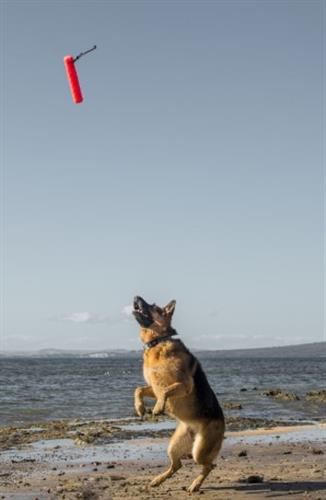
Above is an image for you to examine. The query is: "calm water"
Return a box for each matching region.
[0,357,325,426]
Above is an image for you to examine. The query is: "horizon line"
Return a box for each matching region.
[0,340,324,355]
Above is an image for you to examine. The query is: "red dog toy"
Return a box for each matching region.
[64,45,97,104]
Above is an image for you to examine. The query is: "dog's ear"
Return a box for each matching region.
[164,300,176,317]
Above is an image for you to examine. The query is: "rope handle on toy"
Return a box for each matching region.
[73,45,97,63]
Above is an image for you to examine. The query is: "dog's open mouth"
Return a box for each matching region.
[133,296,153,327]
[133,300,142,313]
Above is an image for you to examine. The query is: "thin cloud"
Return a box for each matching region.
[51,312,112,324]
[51,305,134,325]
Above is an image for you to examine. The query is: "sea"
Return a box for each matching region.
[0,356,325,427]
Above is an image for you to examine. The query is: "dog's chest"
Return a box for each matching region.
[143,356,168,387]
[143,365,152,385]
[143,364,164,385]
[142,344,182,389]
[143,350,159,385]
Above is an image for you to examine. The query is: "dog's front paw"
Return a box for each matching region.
[135,401,145,418]
[152,400,165,416]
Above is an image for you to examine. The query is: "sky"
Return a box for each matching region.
[0,0,324,351]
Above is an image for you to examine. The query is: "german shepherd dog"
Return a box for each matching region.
[133,296,225,493]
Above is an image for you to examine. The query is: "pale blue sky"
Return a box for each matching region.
[1,0,324,351]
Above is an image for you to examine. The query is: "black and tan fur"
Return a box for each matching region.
[133,296,225,493]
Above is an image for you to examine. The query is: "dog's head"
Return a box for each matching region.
[133,296,176,335]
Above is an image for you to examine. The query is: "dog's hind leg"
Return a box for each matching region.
[188,422,224,493]
[150,422,193,487]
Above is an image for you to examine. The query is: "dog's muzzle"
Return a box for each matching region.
[133,296,153,327]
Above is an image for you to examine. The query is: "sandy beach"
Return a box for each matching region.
[0,418,325,500]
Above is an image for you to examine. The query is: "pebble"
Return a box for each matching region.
[243,474,264,483]
[311,448,323,455]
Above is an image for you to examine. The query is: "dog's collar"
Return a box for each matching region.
[143,329,178,350]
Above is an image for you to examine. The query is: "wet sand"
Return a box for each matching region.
[0,420,325,499]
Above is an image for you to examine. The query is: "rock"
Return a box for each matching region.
[245,475,264,483]
[224,402,243,410]
[311,448,323,455]
[262,388,300,401]
[305,390,326,402]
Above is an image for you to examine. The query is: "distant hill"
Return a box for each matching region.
[196,341,326,359]
[0,342,325,359]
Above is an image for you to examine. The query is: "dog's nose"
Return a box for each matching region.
[133,296,142,307]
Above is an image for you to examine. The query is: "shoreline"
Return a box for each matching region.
[1,414,325,452]
[0,418,325,499]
